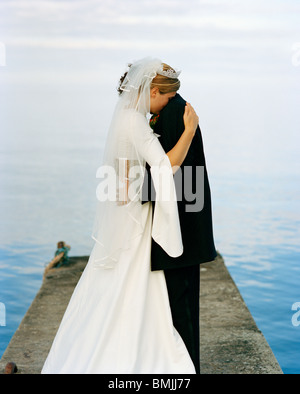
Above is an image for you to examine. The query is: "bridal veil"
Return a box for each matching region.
[92,57,183,269]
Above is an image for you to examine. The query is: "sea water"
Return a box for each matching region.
[1,88,300,374]
[210,173,300,374]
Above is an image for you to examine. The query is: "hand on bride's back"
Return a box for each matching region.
[183,103,199,135]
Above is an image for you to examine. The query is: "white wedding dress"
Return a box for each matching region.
[41,110,196,374]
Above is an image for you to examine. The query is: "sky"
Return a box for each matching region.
[1,1,300,373]
[1,0,299,78]
[0,0,300,177]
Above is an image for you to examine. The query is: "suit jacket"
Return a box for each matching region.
[143,93,217,270]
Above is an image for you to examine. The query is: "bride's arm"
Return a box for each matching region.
[166,103,199,172]
[129,105,198,173]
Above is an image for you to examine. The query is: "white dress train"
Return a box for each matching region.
[41,202,195,374]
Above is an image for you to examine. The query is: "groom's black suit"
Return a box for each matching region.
[143,94,217,374]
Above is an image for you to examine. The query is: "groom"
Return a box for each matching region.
[143,93,217,374]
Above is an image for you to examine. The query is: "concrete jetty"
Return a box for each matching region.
[200,256,283,374]
[0,254,282,374]
[0,256,89,374]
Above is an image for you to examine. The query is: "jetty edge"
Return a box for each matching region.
[200,255,283,374]
[0,256,89,374]
[0,254,283,374]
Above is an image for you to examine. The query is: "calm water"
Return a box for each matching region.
[1,89,300,374]
[211,173,300,374]
[1,160,300,374]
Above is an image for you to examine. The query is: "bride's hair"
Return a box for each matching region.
[117,62,180,96]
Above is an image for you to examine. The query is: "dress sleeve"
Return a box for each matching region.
[130,113,183,258]
[130,113,166,167]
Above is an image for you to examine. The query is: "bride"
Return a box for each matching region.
[41,57,199,374]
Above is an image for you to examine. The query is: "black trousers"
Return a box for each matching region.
[164,264,200,374]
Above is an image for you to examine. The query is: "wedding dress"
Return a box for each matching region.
[41,58,196,374]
